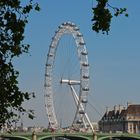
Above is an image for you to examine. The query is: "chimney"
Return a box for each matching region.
[118,105,124,114]
[114,105,118,114]
[106,106,109,115]
[127,102,132,107]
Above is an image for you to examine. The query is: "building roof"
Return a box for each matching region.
[126,105,140,115]
[100,104,140,121]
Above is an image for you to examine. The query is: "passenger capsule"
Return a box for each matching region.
[51,122,55,125]
[45,73,50,77]
[50,45,55,48]
[71,23,76,27]
[45,84,51,87]
[79,110,85,114]
[82,87,89,91]
[45,94,50,97]
[79,42,86,45]
[55,30,58,34]
[77,119,82,124]
[58,25,63,29]
[62,23,65,26]
[74,27,79,31]
[82,62,89,67]
[83,75,89,79]
[48,114,52,117]
[52,37,57,40]
[77,34,83,37]
[48,53,53,57]
[82,98,88,103]
[46,64,52,67]
[47,104,51,108]
[81,51,88,55]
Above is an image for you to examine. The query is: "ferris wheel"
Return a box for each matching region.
[44,22,93,131]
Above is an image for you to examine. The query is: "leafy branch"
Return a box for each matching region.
[0,0,40,130]
[92,0,128,34]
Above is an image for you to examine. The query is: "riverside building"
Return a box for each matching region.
[99,103,140,134]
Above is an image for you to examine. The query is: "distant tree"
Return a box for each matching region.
[43,128,49,133]
[92,0,128,34]
[0,0,40,129]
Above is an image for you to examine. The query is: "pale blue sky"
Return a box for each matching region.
[14,0,140,127]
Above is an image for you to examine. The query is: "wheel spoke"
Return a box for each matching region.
[44,22,92,131]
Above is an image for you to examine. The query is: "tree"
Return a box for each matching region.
[0,0,40,129]
[92,0,128,34]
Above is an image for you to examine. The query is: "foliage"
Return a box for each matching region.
[43,128,50,132]
[92,0,128,34]
[0,0,39,129]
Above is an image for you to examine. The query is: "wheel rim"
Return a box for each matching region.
[44,22,90,130]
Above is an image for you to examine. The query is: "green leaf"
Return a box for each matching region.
[28,113,34,120]
[125,13,129,17]
[35,4,40,11]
